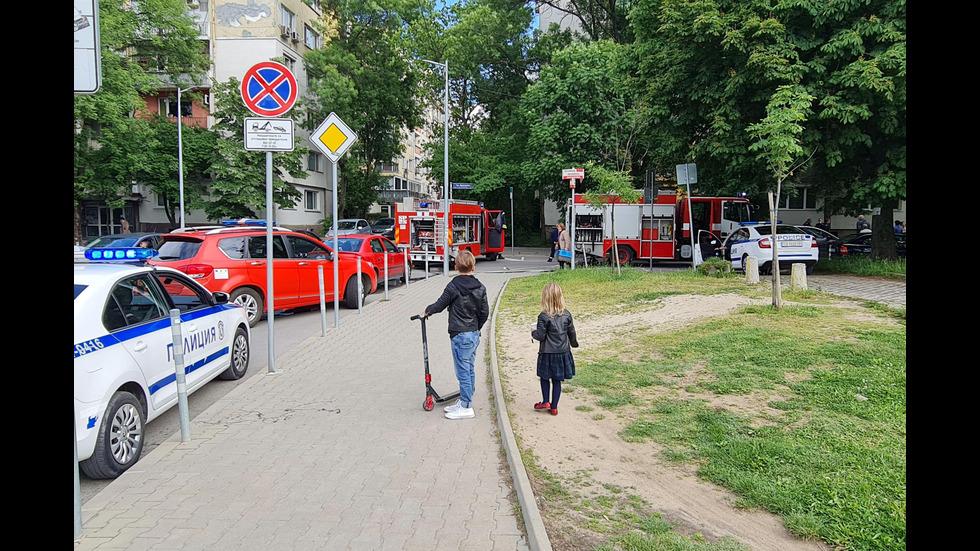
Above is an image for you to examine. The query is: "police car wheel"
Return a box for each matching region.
[219,326,250,380]
[231,288,263,327]
[80,391,145,480]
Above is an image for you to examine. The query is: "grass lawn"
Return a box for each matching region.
[499,267,906,551]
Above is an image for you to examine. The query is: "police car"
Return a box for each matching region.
[74,248,251,479]
[714,222,819,274]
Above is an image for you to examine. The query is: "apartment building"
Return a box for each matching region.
[80,1,331,238]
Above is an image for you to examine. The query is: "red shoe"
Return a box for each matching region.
[549,408,558,416]
[534,402,551,410]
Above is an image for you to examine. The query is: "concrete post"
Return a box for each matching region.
[746,256,760,284]
[791,263,808,291]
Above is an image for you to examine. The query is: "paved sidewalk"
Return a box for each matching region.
[77,273,529,551]
[808,274,906,310]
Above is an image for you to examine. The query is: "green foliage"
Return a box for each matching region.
[521,40,648,204]
[75,0,209,207]
[205,79,306,219]
[303,0,422,217]
[696,257,734,277]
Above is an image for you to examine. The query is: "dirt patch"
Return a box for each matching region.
[498,293,831,551]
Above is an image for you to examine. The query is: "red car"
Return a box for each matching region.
[150,227,377,326]
[331,234,411,285]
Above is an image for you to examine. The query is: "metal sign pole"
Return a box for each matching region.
[509,186,514,252]
[570,180,577,270]
[169,309,191,441]
[266,152,276,372]
[332,161,340,328]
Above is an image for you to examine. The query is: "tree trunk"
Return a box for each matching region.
[871,199,898,261]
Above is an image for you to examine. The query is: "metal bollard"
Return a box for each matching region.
[357,257,363,314]
[318,265,327,336]
[384,249,389,300]
[168,309,191,441]
[404,249,410,288]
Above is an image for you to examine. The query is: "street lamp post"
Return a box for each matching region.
[176,85,193,229]
[423,59,450,276]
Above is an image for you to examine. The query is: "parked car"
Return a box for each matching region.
[708,222,819,274]
[839,233,906,258]
[149,227,377,326]
[370,217,396,239]
[325,218,371,238]
[75,232,164,262]
[75,250,250,478]
[334,234,410,285]
[796,225,846,260]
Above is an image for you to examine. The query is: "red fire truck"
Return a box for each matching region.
[570,189,753,264]
[394,198,506,267]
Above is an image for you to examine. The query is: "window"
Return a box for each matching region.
[103,275,168,331]
[281,6,295,31]
[283,55,296,71]
[286,236,330,259]
[304,25,320,49]
[781,188,817,210]
[305,190,319,211]
[248,236,288,259]
[159,97,192,118]
[307,152,320,172]
[158,273,210,313]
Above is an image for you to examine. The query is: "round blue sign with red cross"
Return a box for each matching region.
[240,61,297,117]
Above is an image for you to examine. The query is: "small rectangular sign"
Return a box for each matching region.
[452,183,474,190]
[562,168,584,180]
[244,118,294,151]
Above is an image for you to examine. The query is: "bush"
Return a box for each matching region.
[696,257,733,277]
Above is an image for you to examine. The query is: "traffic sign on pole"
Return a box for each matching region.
[310,112,358,162]
[240,62,298,117]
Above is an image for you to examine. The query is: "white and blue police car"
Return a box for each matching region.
[74,248,250,479]
[720,222,819,274]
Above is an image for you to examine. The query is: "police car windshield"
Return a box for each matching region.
[74,284,88,299]
[755,225,807,236]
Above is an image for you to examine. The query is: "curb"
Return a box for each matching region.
[489,278,553,551]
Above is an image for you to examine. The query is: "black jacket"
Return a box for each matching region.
[426,275,489,336]
[532,311,577,354]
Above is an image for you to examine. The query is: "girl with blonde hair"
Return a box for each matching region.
[530,282,578,415]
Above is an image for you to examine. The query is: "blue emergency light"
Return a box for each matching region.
[221,219,270,227]
[85,248,159,261]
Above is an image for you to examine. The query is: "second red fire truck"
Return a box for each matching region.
[394,198,506,267]
[569,189,753,264]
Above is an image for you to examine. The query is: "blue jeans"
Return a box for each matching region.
[451,331,479,408]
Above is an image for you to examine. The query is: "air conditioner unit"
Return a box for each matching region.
[291,31,301,42]
[280,25,290,38]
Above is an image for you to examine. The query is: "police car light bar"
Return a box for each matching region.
[221,219,270,227]
[85,248,159,261]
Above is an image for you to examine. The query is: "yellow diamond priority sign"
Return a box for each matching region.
[311,112,358,163]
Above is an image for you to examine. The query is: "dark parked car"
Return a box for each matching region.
[797,225,846,259]
[839,233,906,258]
[371,217,395,239]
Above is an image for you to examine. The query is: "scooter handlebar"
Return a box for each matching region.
[411,315,422,321]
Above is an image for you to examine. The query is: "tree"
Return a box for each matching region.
[205,78,306,219]
[632,0,905,257]
[521,40,648,205]
[583,161,642,276]
[747,84,816,308]
[74,0,209,239]
[303,0,422,217]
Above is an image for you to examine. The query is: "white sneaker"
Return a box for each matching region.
[445,407,475,420]
[443,399,462,413]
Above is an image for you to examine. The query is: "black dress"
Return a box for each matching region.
[533,311,577,380]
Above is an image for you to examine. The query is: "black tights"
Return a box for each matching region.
[540,378,562,408]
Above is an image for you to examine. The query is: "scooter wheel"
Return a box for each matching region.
[423,396,434,411]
